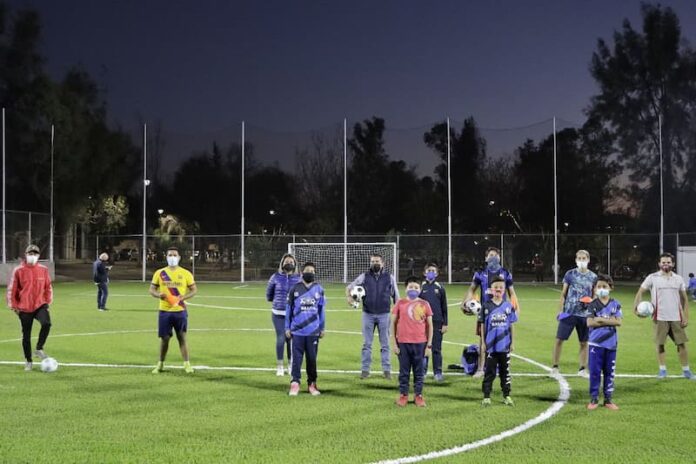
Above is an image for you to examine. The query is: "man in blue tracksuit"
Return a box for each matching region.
[346,254,399,379]
[420,262,448,381]
[286,262,325,396]
[93,252,111,311]
[266,253,301,376]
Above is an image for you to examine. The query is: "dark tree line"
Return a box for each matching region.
[2,2,695,236]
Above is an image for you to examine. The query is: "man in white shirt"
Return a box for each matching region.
[633,253,692,379]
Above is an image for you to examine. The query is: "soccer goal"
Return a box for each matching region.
[287,242,398,283]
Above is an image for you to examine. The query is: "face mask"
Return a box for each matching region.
[282,263,295,272]
[303,272,315,283]
[425,271,436,281]
[486,255,501,270]
[407,289,420,300]
[576,260,588,270]
[661,264,672,273]
[26,255,38,265]
[167,256,180,267]
[370,264,381,273]
[596,288,610,298]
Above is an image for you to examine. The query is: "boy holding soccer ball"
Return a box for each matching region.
[586,275,622,410]
[480,276,518,407]
[390,277,433,407]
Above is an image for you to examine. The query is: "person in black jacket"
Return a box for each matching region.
[93,252,111,311]
[420,263,448,381]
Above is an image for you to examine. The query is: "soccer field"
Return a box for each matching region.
[0,282,694,463]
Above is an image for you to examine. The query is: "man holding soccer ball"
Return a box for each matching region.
[346,254,399,379]
[633,253,692,379]
[6,244,53,371]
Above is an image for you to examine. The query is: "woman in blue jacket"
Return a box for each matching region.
[266,253,301,376]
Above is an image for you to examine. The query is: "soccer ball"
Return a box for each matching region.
[350,285,366,306]
[636,301,654,318]
[462,299,481,316]
[40,357,58,373]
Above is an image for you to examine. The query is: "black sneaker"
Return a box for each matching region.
[360,371,370,379]
[383,371,392,380]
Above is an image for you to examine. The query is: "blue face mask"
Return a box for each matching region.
[596,288,610,298]
[407,289,420,300]
[425,271,436,281]
[486,255,501,270]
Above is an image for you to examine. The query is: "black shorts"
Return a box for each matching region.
[556,315,589,342]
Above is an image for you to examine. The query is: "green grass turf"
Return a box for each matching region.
[0,281,694,463]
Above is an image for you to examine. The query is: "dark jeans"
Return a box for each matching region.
[423,321,444,375]
[482,351,511,398]
[97,282,109,309]
[18,305,51,362]
[272,314,291,362]
[398,342,426,395]
[291,335,319,384]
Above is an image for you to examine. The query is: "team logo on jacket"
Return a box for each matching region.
[315,292,320,299]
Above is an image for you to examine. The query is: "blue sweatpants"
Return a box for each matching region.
[398,342,426,395]
[589,346,616,401]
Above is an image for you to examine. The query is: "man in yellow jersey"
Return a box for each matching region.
[149,247,198,373]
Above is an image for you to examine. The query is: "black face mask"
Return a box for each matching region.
[282,263,295,272]
[303,272,315,283]
[370,264,382,273]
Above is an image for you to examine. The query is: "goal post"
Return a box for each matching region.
[288,242,397,283]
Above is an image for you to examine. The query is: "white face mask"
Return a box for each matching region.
[576,260,588,270]
[167,256,180,267]
[596,288,610,298]
[26,255,38,265]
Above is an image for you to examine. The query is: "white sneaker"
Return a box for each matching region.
[276,366,285,376]
[473,370,484,379]
[24,362,33,371]
[33,350,47,360]
[549,367,559,376]
[577,368,589,378]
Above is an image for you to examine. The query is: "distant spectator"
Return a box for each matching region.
[532,254,544,282]
[688,273,696,301]
[93,252,111,311]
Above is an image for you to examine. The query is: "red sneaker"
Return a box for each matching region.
[308,383,321,396]
[587,401,599,410]
[414,394,426,407]
[288,382,300,396]
[396,394,408,407]
[604,402,619,410]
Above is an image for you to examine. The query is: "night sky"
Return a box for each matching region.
[6,0,696,172]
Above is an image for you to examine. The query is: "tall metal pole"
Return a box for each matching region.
[142,124,147,282]
[2,108,5,264]
[553,117,559,284]
[447,117,452,284]
[659,115,664,254]
[240,121,245,283]
[343,118,348,283]
[50,125,54,262]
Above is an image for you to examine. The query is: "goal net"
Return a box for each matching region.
[287,242,398,283]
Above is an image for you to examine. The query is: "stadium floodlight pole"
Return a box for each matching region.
[659,114,664,254]
[2,107,5,264]
[343,118,348,283]
[553,117,559,285]
[49,125,54,262]
[447,117,452,284]
[241,121,245,283]
[142,123,147,282]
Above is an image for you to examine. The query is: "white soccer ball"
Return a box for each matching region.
[40,357,58,373]
[350,285,366,301]
[636,301,654,318]
[462,299,481,316]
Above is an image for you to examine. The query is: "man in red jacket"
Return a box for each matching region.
[6,244,54,371]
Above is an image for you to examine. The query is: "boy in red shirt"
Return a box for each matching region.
[6,244,53,371]
[390,276,433,407]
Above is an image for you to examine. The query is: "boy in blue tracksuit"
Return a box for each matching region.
[480,276,518,407]
[586,274,622,410]
[266,253,301,376]
[286,262,325,396]
[688,273,696,301]
[420,263,448,381]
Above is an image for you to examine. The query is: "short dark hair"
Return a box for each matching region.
[659,253,674,262]
[596,273,614,288]
[404,275,420,286]
[486,247,500,255]
[423,262,438,271]
[370,253,383,260]
[166,247,179,254]
[689,273,694,278]
[490,275,505,285]
[302,261,315,270]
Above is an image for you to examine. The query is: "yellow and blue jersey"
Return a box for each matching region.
[151,266,195,312]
